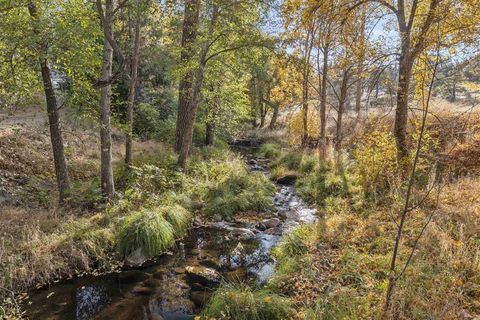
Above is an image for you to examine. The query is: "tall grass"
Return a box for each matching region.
[117,208,176,258]
[202,284,295,320]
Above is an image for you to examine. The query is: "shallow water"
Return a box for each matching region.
[25,154,317,320]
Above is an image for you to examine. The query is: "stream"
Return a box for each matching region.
[24,150,317,320]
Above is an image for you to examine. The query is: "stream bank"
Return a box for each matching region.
[24,149,317,320]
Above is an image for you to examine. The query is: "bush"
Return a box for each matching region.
[204,171,275,217]
[258,143,282,159]
[134,103,161,139]
[202,284,295,320]
[117,208,176,259]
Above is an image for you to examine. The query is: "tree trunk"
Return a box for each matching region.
[394,42,414,162]
[175,0,200,153]
[335,70,349,161]
[125,13,141,169]
[178,61,206,168]
[355,2,367,115]
[28,2,71,203]
[99,0,115,199]
[205,121,215,146]
[269,103,279,130]
[318,46,329,161]
[301,30,313,147]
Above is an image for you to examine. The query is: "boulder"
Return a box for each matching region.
[276,173,299,185]
[185,266,221,287]
[229,227,255,240]
[257,218,281,230]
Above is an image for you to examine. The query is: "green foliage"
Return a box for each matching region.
[202,284,295,320]
[133,103,162,139]
[204,171,275,217]
[117,208,175,259]
[273,152,303,171]
[163,204,192,237]
[295,167,359,206]
[257,143,282,159]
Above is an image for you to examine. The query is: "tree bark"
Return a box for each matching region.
[28,1,71,203]
[125,13,141,169]
[355,2,367,115]
[205,121,215,146]
[301,29,313,147]
[335,70,349,160]
[318,46,329,161]
[175,0,200,153]
[99,0,115,199]
[394,40,414,162]
[269,102,279,130]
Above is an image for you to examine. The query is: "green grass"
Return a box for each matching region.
[204,171,275,217]
[117,208,176,259]
[202,284,295,320]
[257,143,282,159]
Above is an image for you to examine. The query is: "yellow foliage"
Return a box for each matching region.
[286,107,319,146]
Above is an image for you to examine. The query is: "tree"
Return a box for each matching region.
[27,1,71,203]
[125,0,149,169]
[95,0,127,199]
[175,0,269,168]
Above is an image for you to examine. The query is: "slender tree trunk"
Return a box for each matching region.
[99,0,115,199]
[28,2,71,203]
[335,70,349,161]
[355,2,367,115]
[301,30,313,147]
[125,14,141,169]
[394,41,414,162]
[175,0,200,153]
[318,46,329,161]
[269,103,279,130]
[205,121,215,146]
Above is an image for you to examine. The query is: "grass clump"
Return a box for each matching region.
[204,171,275,217]
[202,284,295,320]
[117,208,176,259]
[257,143,282,159]
[274,224,317,260]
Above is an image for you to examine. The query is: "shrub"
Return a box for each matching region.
[202,284,295,320]
[258,143,282,159]
[133,103,161,139]
[299,154,318,173]
[351,126,398,199]
[117,208,175,259]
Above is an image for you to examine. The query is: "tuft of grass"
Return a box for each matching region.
[117,208,175,259]
[204,171,275,217]
[202,284,295,320]
[273,225,317,261]
[257,143,282,159]
[162,204,192,237]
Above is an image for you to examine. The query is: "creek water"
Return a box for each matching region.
[24,151,317,320]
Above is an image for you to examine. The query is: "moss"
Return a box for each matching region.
[202,284,295,320]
